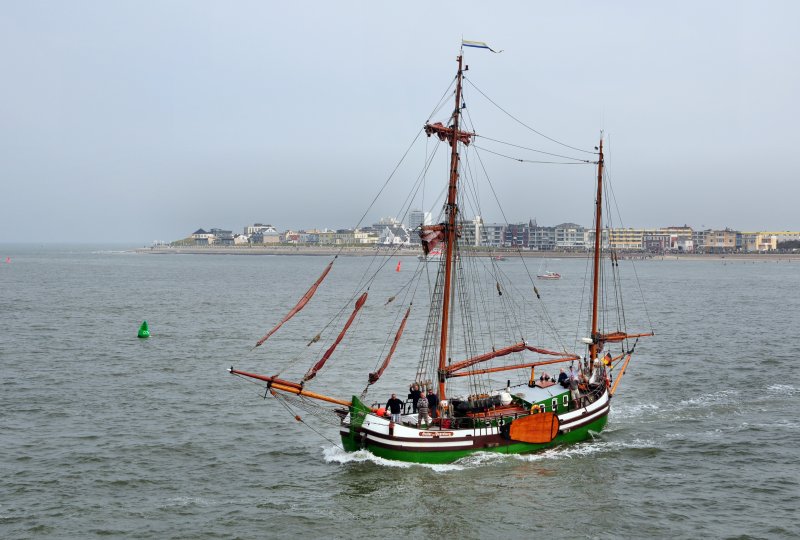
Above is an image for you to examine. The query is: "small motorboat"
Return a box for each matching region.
[537,270,561,280]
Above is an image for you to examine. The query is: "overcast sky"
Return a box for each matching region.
[1,1,798,243]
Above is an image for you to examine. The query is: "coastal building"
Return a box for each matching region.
[661,225,693,237]
[244,223,277,235]
[643,233,671,253]
[264,230,281,244]
[554,223,585,250]
[692,229,711,252]
[530,223,556,251]
[374,217,403,229]
[460,216,484,247]
[768,231,800,244]
[407,209,433,244]
[740,232,777,252]
[317,229,337,245]
[481,223,505,247]
[298,232,320,244]
[244,224,280,244]
[583,228,609,250]
[504,222,530,248]
[191,228,214,245]
[283,230,301,244]
[658,226,694,253]
[608,228,657,250]
[378,226,410,245]
[209,228,234,246]
[332,229,357,245]
[672,235,694,252]
[703,229,738,253]
[354,229,379,244]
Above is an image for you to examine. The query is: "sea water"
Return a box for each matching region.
[1,245,798,539]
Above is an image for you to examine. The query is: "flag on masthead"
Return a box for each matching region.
[461,39,502,53]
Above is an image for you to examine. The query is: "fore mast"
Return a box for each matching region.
[590,138,604,365]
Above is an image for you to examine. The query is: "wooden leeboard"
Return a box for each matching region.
[508,412,559,443]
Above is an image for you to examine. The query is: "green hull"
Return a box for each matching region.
[341,412,608,465]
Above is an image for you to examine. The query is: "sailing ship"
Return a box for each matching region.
[229,46,652,464]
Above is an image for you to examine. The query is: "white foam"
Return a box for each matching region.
[759,419,800,430]
[767,384,798,395]
[611,402,661,420]
[322,437,660,469]
[321,446,464,472]
[554,437,657,459]
[678,389,739,407]
[452,451,510,467]
[160,496,212,509]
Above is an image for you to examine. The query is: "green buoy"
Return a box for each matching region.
[138,320,150,338]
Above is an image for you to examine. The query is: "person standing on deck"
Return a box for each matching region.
[386,393,404,424]
[558,368,569,387]
[589,357,603,385]
[426,389,440,419]
[569,370,581,410]
[417,393,430,428]
[408,383,422,413]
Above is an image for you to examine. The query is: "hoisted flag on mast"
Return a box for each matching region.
[462,39,502,53]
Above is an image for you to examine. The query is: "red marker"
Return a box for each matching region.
[395,261,401,272]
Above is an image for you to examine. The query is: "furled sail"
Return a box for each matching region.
[368,307,411,385]
[424,122,474,146]
[303,292,368,382]
[597,331,654,344]
[254,261,334,348]
[419,225,446,256]
[445,342,579,375]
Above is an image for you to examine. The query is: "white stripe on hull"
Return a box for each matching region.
[559,404,609,432]
[365,433,475,449]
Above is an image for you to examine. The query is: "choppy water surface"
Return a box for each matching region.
[1,245,798,539]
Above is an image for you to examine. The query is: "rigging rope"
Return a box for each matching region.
[473,145,594,165]
[477,134,595,163]
[460,113,571,354]
[350,128,424,232]
[464,77,597,155]
[603,134,655,336]
[270,389,344,449]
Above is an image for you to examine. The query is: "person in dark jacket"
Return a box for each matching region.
[426,389,440,419]
[407,383,423,413]
[386,393,404,423]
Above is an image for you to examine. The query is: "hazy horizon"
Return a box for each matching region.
[2,1,798,243]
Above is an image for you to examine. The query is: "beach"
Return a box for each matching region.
[133,244,800,261]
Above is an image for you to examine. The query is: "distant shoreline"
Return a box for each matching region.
[132,245,800,261]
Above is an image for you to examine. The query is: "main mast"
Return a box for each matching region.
[437,54,465,400]
[590,138,604,363]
